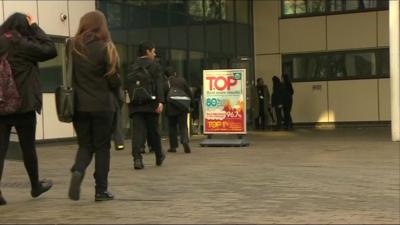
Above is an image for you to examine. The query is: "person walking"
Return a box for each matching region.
[165,66,192,153]
[68,11,121,202]
[271,76,284,131]
[126,41,165,170]
[0,13,57,205]
[281,74,294,130]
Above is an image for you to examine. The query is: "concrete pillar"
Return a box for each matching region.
[389,0,400,141]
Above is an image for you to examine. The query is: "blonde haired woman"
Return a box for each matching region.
[68,11,120,202]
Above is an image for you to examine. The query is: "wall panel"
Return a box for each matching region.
[254,0,279,54]
[379,78,391,121]
[3,0,38,21]
[37,0,69,36]
[378,11,389,47]
[68,0,95,36]
[42,94,74,139]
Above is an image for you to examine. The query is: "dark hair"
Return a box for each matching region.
[257,78,263,83]
[164,66,176,78]
[282,74,291,83]
[0,13,33,36]
[138,41,155,57]
[272,76,281,91]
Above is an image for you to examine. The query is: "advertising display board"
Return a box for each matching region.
[203,69,246,134]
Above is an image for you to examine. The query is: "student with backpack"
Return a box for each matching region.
[165,66,192,153]
[126,41,165,170]
[0,13,57,205]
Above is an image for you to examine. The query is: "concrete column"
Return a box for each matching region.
[389,0,400,141]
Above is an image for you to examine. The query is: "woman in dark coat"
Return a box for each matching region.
[165,67,192,153]
[68,11,121,202]
[281,74,294,130]
[271,76,284,130]
[0,13,57,205]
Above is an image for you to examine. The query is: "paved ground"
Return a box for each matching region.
[0,127,399,224]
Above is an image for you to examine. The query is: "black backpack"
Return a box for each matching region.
[126,66,155,105]
[166,77,191,112]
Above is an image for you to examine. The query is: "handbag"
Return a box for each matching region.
[55,38,74,123]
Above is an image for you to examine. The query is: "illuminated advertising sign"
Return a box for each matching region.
[203,69,246,134]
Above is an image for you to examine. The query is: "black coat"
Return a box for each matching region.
[271,84,285,107]
[282,80,294,107]
[7,24,57,114]
[127,57,165,115]
[165,75,192,116]
[72,40,121,112]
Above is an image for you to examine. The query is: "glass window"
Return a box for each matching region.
[205,0,221,21]
[205,24,221,53]
[189,25,205,51]
[39,40,65,93]
[329,0,345,12]
[188,0,204,18]
[170,25,188,49]
[283,49,389,82]
[236,24,250,56]
[307,0,326,13]
[236,0,249,23]
[169,0,187,14]
[150,9,169,48]
[189,51,204,85]
[283,0,296,15]
[221,0,234,21]
[284,0,388,17]
[126,5,149,45]
[170,49,187,78]
[345,0,360,11]
[104,2,123,29]
[220,22,235,55]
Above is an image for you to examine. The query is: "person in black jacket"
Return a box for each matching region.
[271,76,284,131]
[165,66,192,153]
[126,41,165,170]
[281,74,294,130]
[0,13,57,205]
[67,11,121,202]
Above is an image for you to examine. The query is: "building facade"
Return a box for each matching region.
[254,0,391,124]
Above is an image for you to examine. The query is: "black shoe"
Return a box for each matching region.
[156,152,166,166]
[68,171,84,201]
[31,179,53,198]
[167,148,177,153]
[0,191,6,206]
[95,191,114,201]
[183,143,191,153]
[134,159,144,170]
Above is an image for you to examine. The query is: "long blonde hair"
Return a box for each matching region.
[74,11,119,76]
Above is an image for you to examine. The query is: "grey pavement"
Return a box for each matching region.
[0,127,399,224]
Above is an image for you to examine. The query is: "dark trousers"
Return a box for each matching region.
[283,102,293,129]
[168,113,189,148]
[131,113,162,160]
[254,112,266,130]
[72,111,114,193]
[274,107,283,129]
[112,106,124,147]
[0,111,40,189]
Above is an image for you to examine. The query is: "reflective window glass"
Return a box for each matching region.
[307,0,326,13]
[221,0,234,21]
[236,0,249,23]
[283,49,389,82]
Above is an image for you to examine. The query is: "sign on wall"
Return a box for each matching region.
[203,69,247,134]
